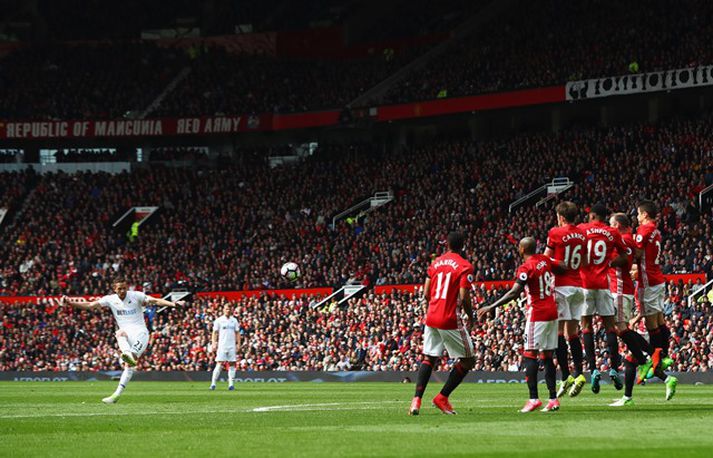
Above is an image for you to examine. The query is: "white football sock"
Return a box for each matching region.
[211,364,222,385]
[228,367,236,386]
[113,367,134,396]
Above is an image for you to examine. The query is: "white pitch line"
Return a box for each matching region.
[251,401,402,412]
[0,401,399,419]
[0,398,649,419]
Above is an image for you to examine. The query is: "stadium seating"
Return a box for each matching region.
[1,116,712,296]
[379,0,713,103]
[2,1,713,120]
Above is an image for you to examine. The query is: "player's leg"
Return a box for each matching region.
[115,329,137,367]
[410,326,441,415]
[540,321,560,412]
[210,359,223,390]
[640,287,677,398]
[103,362,135,404]
[610,355,636,407]
[520,320,542,412]
[103,328,147,404]
[566,288,587,396]
[433,327,475,414]
[227,348,237,390]
[554,288,572,386]
[521,349,542,413]
[602,314,623,391]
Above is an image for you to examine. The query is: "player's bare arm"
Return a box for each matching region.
[551,261,568,276]
[421,277,431,314]
[609,251,628,268]
[210,330,218,354]
[60,296,102,311]
[146,296,185,308]
[459,286,474,330]
[477,282,524,321]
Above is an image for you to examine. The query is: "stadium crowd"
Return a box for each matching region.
[1,281,710,372]
[380,0,713,103]
[1,115,712,297]
[2,1,713,120]
[154,47,417,116]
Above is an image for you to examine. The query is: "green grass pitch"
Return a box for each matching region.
[2,382,713,457]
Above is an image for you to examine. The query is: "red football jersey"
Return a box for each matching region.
[578,221,627,290]
[546,224,586,288]
[609,231,636,295]
[516,254,558,322]
[635,221,665,287]
[425,252,474,330]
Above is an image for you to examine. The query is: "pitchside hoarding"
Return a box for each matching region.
[2,371,711,384]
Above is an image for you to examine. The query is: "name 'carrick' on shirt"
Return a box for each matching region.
[546,224,586,288]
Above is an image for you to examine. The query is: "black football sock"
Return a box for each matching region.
[631,329,653,356]
[583,330,596,372]
[606,330,621,371]
[414,359,433,398]
[556,335,570,380]
[543,357,557,400]
[525,356,539,399]
[619,330,647,365]
[440,362,469,397]
[648,326,662,348]
[659,324,671,357]
[569,335,584,377]
[624,359,636,398]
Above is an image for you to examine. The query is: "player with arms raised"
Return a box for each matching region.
[209,304,241,391]
[631,200,678,400]
[544,201,587,397]
[409,231,475,416]
[61,279,185,404]
[577,203,628,394]
[479,237,566,412]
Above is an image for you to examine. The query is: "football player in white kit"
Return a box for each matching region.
[209,304,241,391]
[61,278,185,404]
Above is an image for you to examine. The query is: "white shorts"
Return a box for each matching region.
[523,320,558,351]
[555,286,584,321]
[613,293,634,323]
[123,327,150,358]
[639,283,665,316]
[583,289,615,317]
[215,347,237,362]
[423,325,474,359]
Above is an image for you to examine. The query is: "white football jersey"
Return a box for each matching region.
[99,291,149,331]
[213,316,239,350]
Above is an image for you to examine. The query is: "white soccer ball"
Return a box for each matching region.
[280,262,301,282]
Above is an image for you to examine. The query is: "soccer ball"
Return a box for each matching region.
[280,262,301,282]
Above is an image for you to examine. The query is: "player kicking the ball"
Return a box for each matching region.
[409,231,475,416]
[61,278,185,404]
[479,237,567,413]
[209,304,241,391]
